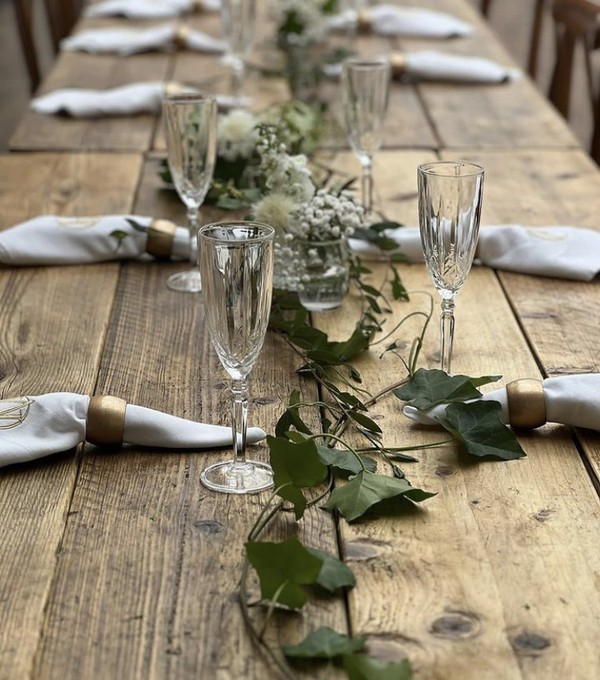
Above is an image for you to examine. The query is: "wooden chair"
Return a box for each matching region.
[549,0,600,160]
[12,0,80,92]
[480,0,550,79]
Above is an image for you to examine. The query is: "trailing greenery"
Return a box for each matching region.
[239,262,526,678]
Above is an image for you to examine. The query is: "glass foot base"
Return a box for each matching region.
[200,460,273,494]
[166,269,202,293]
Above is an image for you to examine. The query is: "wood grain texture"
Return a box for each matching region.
[29,158,347,679]
[10,44,171,152]
[0,153,142,680]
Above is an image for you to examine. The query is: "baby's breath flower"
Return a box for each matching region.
[253,192,296,235]
[217,110,259,162]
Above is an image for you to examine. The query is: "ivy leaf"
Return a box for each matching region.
[439,401,526,461]
[394,368,501,410]
[323,471,435,522]
[390,266,409,301]
[268,436,328,519]
[306,547,356,592]
[347,410,382,434]
[316,446,377,474]
[124,218,149,233]
[109,230,128,249]
[283,627,365,659]
[342,654,413,680]
[245,537,323,610]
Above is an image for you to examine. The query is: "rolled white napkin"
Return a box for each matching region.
[393,50,521,84]
[349,225,600,281]
[85,0,220,19]
[0,215,194,265]
[61,24,226,55]
[31,82,248,117]
[326,5,472,38]
[324,51,519,84]
[0,393,266,469]
[403,374,600,431]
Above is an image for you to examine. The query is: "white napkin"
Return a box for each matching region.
[61,24,226,55]
[0,393,266,469]
[403,374,600,431]
[396,50,521,84]
[30,83,247,117]
[85,0,220,19]
[349,225,600,281]
[324,50,519,83]
[0,215,193,265]
[326,5,472,38]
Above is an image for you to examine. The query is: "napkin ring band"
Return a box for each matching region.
[357,8,371,32]
[147,219,176,259]
[389,53,406,78]
[87,396,127,446]
[174,25,191,50]
[506,379,546,430]
[192,0,205,12]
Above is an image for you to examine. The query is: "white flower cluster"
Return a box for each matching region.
[268,0,327,45]
[217,110,259,162]
[257,125,315,203]
[291,188,364,241]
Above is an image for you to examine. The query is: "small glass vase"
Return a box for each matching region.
[279,36,325,104]
[295,237,350,311]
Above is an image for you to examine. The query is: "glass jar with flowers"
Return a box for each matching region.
[251,123,364,309]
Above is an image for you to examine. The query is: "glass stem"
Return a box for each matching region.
[361,157,373,215]
[231,59,245,100]
[187,206,200,265]
[231,379,249,467]
[440,298,455,374]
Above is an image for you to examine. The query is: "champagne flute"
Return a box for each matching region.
[417,161,484,374]
[163,94,217,293]
[221,0,256,100]
[341,57,390,219]
[198,221,275,494]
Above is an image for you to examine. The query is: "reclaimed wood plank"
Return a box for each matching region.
[314,148,600,679]
[0,153,143,680]
[31,156,348,679]
[391,0,579,149]
[9,44,171,152]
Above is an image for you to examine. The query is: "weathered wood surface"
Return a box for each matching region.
[1,0,600,678]
[0,153,143,680]
[316,148,600,679]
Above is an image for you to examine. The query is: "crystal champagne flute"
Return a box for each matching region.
[163,94,217,293]
[221,0,256,100]
[198,221,275,494]
[417,161,484,374]
[341,57,390,219]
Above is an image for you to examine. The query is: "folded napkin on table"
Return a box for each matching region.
[326,5,472,38]
[389,50,520,84]
[403,374,600,431]
[0,393,266,469]
[324,51,520,84]
[85,0,220,19]
[0,215,194,265]
[349,225,600,281]
[31,82,250,117]
[61,24,226,55]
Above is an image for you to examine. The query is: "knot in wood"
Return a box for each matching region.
[430,611,480,640]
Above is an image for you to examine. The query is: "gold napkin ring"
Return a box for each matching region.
[174,25,191,50]
[86,396,127,446]
[389,53,406,78]
[357,8,372,32]
[164,81,184,97]
[147,219,176,259]
[506,379,546,430]
[192,0,204,11]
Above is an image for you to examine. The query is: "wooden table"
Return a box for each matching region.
[1,1,599,679]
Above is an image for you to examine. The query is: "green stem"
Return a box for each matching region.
[259,581,290,641]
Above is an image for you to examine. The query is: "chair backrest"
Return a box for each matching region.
[12,0,81,92]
